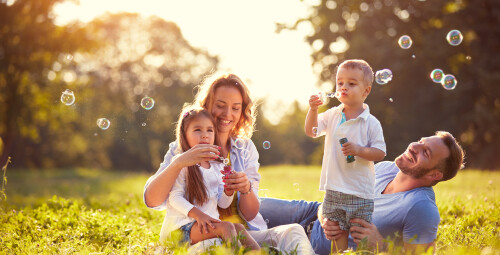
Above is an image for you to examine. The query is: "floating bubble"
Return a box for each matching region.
[389,98,393,102]
[466,56,471,60]
[141,96,155,110]
[430,69,444,83]
[412,54,416,59]
[142,122,146,127]
[263,141,271,150]
[375,69,393,85]
[234,138,245,149]
[60,89,75,106]
[441,74,457,90]
[312,127,319,137]
[97,118,110,130]
[446,29,463,46]
[265,219,270,224]
[293,183,300,192]
[94,133,98,136]
[322,92,340,98]
[398,35,412,49]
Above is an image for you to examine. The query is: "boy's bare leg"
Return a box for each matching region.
[332,234,348,253]
[234,223,260,251]
[190,221,237,245]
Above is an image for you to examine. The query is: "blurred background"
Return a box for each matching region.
[1,0,499,172]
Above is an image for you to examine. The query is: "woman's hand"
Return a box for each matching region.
[320,218,347,241]
[176,144,220,167]
[222,171,251,194]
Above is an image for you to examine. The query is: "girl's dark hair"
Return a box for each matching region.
[176,105,221,206]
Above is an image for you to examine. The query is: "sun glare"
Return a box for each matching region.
[53,0,318,124]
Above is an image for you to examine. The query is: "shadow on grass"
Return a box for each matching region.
[2,168,151,209]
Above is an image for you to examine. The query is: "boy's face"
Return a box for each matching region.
[335,67,371,106]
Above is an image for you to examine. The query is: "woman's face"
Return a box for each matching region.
[211,86,243,135]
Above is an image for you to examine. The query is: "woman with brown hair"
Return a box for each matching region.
[144,72,314,254]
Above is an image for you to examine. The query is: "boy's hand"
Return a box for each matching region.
[341,141,361,156]
[309,94,323,111]
[193,211,221,234]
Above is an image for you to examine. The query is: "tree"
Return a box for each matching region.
[0,0,94,167]
[280,0,500,168]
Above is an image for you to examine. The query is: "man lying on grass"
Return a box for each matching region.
[260,131,465,254]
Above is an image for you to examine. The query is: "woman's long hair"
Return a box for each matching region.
[194,72,257,139]
[176,105,221,206]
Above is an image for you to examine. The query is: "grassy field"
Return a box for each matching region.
[1,165,499,254]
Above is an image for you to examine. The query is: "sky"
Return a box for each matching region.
[53,0,324,124]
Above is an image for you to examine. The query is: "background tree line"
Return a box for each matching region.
[1,0,499,171]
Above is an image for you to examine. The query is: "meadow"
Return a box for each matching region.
[1,165,499,254]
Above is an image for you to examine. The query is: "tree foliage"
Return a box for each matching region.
[278,0,500,169]
[0,0,218,170]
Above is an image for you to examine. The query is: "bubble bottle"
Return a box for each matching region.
[339,137,355,163]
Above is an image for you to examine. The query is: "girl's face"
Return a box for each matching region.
[335,67,371,106]
[211,86,243,135]
[185,116,215,148]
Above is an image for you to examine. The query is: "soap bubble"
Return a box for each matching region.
[389,98,393,102]
[322,92,340,98]
[97,118,110,130]
[430,69,444,83]
[259,189,269,198]
[263,141,271,150]
[398,35,412,49]
[141,96,155,110]
[312,127,319,137]
[375,69,393,85]
[441,74,457,90]
[142,122,147,127]
[234,138,245,149]
[293,183,300,192]
[60,89,75,106]
[446,29,463,46]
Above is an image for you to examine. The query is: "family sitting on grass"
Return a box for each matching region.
[143,59,465,254]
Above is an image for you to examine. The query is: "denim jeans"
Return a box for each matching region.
[259,197,333,255]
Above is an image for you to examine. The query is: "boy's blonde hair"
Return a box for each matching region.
[194,72,256,139]
[337,59,374,86]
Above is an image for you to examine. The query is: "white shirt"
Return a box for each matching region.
[316,103,386,199]
[160,161,234,240]
[145,137,268,231]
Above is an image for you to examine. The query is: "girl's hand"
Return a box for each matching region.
[341,141,361,156]
[223,171,251,194]
[193,211,221,234]
[176,144,220,167]
[309,94,323,111]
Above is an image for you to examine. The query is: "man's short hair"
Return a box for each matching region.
[435,131,465,182]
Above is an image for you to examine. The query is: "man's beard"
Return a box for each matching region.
[395,155,433,179]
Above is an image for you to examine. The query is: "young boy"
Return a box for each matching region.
[305,59,386,252]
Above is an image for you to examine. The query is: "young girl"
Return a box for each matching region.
[161,105,260,250]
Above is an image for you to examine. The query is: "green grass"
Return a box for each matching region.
[1,166,499,254]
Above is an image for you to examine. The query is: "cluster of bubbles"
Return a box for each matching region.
[97,118,110,130]
[141,96,155,110]
[398,35,412,49]
[62,93,156,131]
[375,69,393,85]
[60,89,75,106]
[430,68,457,90]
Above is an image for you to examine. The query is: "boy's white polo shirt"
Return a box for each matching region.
[316,103,386,199]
